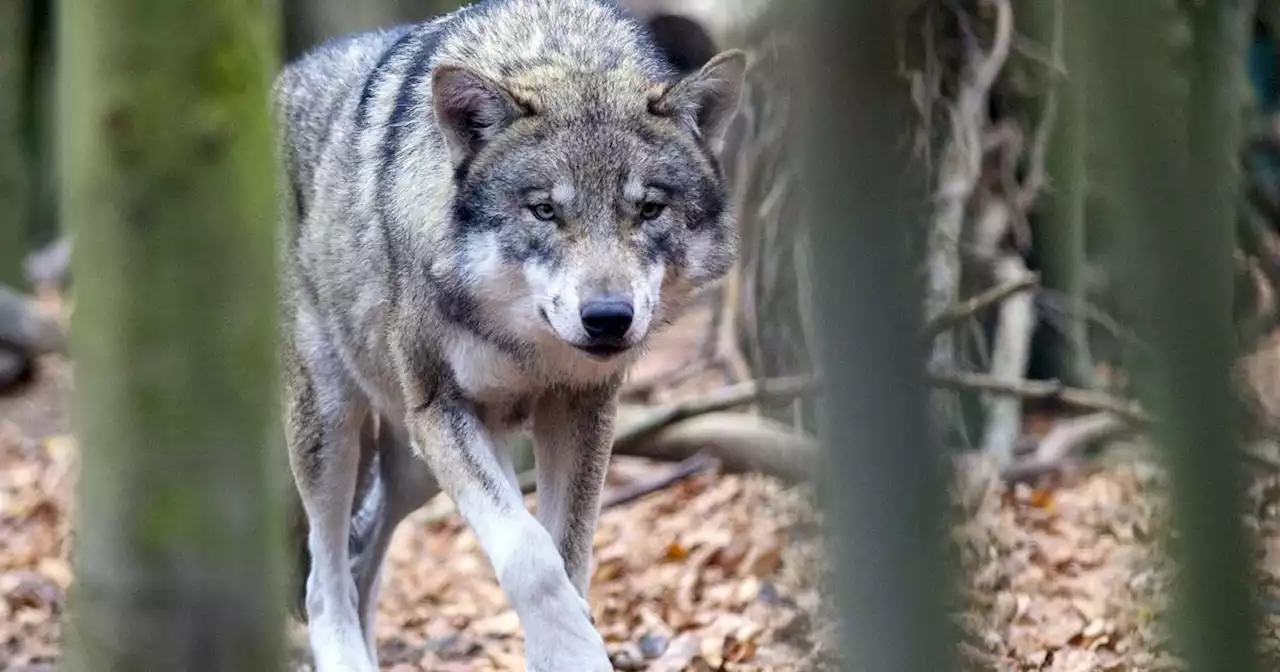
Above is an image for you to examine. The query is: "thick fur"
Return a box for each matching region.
[273,1,744,670]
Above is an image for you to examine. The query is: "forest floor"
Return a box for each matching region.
[7,297,1280,671]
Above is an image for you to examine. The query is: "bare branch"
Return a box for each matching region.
[922,271,1039,338]
[1001,412,1136,482]
[600,454,718,509]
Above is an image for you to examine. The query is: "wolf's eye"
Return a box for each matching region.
[530,203,558,221]
[638,202,666,221]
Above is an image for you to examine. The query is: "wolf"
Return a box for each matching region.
[271,0,746,669]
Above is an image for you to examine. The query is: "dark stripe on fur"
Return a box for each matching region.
[375,28,445,304]
[355,27,419,134]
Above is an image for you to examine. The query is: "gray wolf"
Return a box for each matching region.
[271,0,745,669]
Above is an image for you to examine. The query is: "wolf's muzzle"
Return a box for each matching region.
[579,297,633,342]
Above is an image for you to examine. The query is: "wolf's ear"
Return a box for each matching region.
[432,64,525,167]
[651,49,747,154]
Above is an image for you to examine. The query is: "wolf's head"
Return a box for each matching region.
[432,48,746,363]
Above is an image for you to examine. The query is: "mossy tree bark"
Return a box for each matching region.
[58,0,287,670]
[0,0,32,287]
[798,1,956,669]
[1083,1,1263,669]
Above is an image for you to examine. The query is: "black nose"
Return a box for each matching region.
[580,297,634,341]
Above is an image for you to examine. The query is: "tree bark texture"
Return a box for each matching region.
[58,0,287,670]
[1025,0,1095,388]
[797,1,957,670]
[1082,1,1264,669]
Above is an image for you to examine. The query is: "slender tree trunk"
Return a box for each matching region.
[798,1,956,670]
[25,0,58,250]
[58,0,287,670]
[1026,0,1095,388]
[0,0,31,286]
[1083,1,1263,669]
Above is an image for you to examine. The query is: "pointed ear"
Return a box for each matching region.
[432,64,525,167]
[651,49,747,154]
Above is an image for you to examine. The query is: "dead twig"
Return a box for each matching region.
[600,453,718,509]
[922,270,1039,338]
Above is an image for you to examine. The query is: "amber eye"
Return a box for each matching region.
[530,203,557,221]
[639,202,666,220]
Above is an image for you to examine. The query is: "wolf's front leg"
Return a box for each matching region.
[531,389,616,597]
[286,367,375,672]
[405,398,613,672]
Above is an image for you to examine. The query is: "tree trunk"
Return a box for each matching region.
[1083,1,1263,669]
[0,0,31,287]
[1025,0,1095,389]
[797,1,956,669]
[25,0,59,250]
[58,0,287,670]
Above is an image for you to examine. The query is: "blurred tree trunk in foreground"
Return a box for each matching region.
[798,1,956,670]
[1083,1,1263,670]
[59,0,287,669]
[0,0,32,287]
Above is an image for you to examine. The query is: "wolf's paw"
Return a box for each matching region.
[523,607,612,672]
[525,643,613,672]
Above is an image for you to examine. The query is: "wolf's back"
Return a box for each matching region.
[272,26,414,227]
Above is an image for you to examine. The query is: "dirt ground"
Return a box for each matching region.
[6,303,1280,671]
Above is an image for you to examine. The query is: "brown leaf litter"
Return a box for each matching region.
[10,314,1280,670]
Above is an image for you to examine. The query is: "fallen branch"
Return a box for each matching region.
[1001,412,1136,482]
[922,271,1039,338]
[613,410,817,484]
[613,375,818,447]
[600,453,718,509]
[928,371,1150,426]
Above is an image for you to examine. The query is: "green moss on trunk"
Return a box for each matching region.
[59,1,287,670]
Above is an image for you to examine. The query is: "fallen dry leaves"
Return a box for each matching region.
[11,321,1280,670]
[365,469,828,672]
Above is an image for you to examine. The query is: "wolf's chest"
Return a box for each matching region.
[442,333,537,400]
